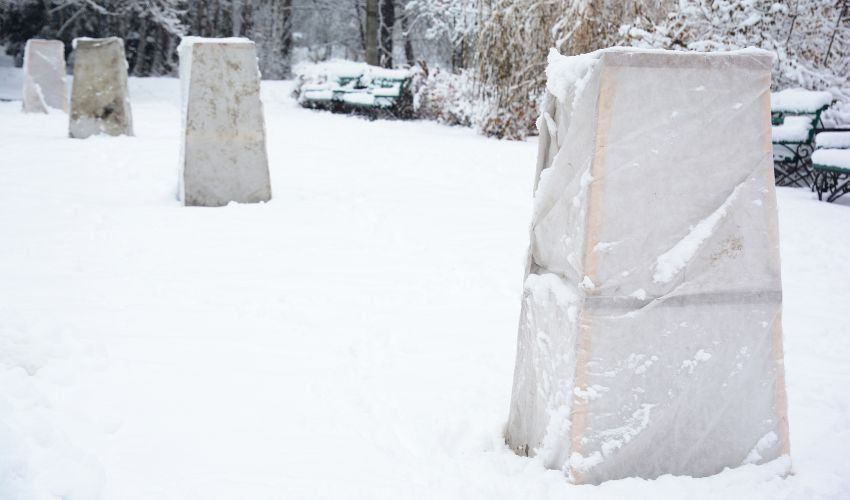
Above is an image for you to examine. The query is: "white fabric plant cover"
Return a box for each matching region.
[178,37,271,207]
[505,48,790,485]
[69,37,133,138]
[22,39,67,113]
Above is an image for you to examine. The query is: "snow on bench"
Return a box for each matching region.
[815,131,850,150]
[772,115,815,144]
[295,60,414,118]
[812,132,850,202]
[813,148,850,171]
[770,89,834,188]
[771,88,833,114]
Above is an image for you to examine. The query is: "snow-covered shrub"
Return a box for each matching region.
[294,59,482,126]
[412,65,476,127]
[472,0,671,140]
[473,0,849,139]
[473,0,568,140]
[618,0,850,125]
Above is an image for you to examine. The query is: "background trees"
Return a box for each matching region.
[0,0,847,139]
[472,0,849,138]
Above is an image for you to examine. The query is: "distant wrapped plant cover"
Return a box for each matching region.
[293,60,416,119]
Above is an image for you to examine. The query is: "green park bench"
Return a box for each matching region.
[771,89,833,187]
[298,66,413,119]
[812,131,850,202]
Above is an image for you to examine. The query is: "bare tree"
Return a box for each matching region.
[379,0,394,67]
[365,0,378,64]
[400,6,414,66]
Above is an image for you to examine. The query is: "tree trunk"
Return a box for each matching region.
[824,0,848,64]
[355,0,366,58]
[208,0,220,36]
[401,10,414,66]
[192,0,201,35]
[280,0,293,76]
[213,0,222,36]
[379,0,395,67]
[242,0,254,37]
[132,15,149,76]
[199,0,211,36]
[365,0,379,65]
[41,0,55,31]
[232,0,243,36]
[164,32,177,76]
[451,36,465,71]
[150,26,165,75]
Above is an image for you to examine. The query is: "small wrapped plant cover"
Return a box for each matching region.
[177,37,271,207]
[69,37,133,138]
[22,39,67,114]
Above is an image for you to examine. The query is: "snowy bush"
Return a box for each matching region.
[412,64,477,127]
[294,59,482,126]
[293,57,542,135]
[472,0,850,139]
[472,0,567,140]
[618,0,850,126]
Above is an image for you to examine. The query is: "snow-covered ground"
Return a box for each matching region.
[0,70,849,499]
[0,48,23,101]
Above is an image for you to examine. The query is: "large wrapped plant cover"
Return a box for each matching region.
[505,48,790,484]
[178,37,271,207]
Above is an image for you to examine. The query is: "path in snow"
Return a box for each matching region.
[0,75,848,499]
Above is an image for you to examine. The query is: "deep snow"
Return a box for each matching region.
[0,71,849,499]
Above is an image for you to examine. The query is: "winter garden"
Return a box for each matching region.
[0,1,849,499]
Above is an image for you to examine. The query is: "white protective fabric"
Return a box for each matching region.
[506,48,790,485]
[21,39,67,113]
[69,37,133,138]
[178,37,271,207]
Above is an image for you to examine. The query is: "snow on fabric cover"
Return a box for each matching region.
[771,88,833,113]
[506,47,790,485]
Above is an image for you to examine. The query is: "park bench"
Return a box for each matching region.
[296,62,414,119]
[812,131,850,202]
[771,89,833,187]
